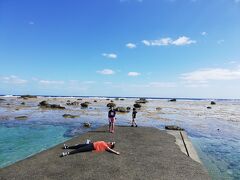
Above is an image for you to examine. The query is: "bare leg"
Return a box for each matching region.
[132,118,137,127]
[111,122,115,133]
[131,118,134,126]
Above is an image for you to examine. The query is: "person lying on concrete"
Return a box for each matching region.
[60,141,120,157]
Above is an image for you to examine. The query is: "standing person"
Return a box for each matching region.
[108,107,116,133]
[131,108,138,127]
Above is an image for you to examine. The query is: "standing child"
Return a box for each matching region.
[131,108,138,127]
[108,107,116,133]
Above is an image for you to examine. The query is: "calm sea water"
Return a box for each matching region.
[0,96,240,180]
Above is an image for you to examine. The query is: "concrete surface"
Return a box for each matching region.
[167,130,202,164]
[0,126,210,180]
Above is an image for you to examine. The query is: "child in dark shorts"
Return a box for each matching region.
[131,108,138,127]
[108,107,116,133]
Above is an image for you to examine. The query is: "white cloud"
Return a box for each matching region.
[142,36,196,46]
[102,53,117,59]
[142,38,172,46]
[97,69,115,75]
[201,32,207,36]
[128,72,141,76]
[39,80,65,85]
[0,75,27,84]
[126,43,137,49]
[142,40,151,46]
[180,68,240,82]
[172,36,196,46]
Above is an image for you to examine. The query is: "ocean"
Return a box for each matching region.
[0,95,240,179]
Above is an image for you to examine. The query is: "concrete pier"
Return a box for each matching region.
[0,126,210,180]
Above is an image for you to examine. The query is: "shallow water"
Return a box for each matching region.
[0,97,240,179]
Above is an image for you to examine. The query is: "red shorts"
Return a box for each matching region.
[109,117,115,123]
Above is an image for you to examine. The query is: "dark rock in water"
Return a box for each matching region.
[66,101,80,106]
[135,98,148,104]
[38,101,65,109]
[120,98,125,101]
[62,114,79,118]
[115,98,119,100]
[39,101,48,106]
[49,104,65,109]
[134,103,141,108]
[81,102,89,108]
[67,100,71,103]
[211,101,216,105]
[94,100,97,102]
[169,99,176,102]
[207,106,212,109]
[7,103,10,105]
[165,125,184,131]
[21,102,25,105]
[77,98,82,101]
[106,98,110,101]
[15,116,28,120]
[115,107,130,113]
[156,107,162,110]
[83,122,91,128]
[19,95,37,99]
[107,102,116,108]
[127,107,131,111]
[0,98,6,101]
[110,100,114,102]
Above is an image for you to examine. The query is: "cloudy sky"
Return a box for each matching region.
[0,0,240,98]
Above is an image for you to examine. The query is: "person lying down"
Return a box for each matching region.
[60,140,120,157]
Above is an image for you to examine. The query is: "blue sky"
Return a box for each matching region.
[0,0,240,98]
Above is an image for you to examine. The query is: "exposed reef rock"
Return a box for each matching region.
[15,116,28,120]
[133,103,141,108]
[81,102,89,108]
[211,101,216,105]
[62,114,79,118]
[38,101,65,109]
[19,95,37,99]
[107,102,116,108]
[66,101,80,106]
[114,107,130,113]
[83,122,91,128]
[165,125,184,131]
[135,98,148,104]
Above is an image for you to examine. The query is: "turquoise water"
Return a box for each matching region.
[0,122,69,168]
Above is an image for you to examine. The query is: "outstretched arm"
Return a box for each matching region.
[106,147,120,155]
